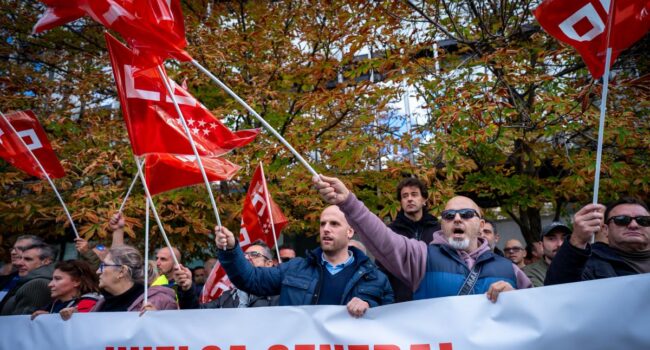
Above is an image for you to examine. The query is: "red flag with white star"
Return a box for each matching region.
[0,110,65,179]
[105,32,259,157]
[144,153,241,196]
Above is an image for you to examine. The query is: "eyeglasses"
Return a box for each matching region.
[606,215,650,227]
[280,257,293,262]
[503,247,524,254]
[441,209,481,221]
[98,262,122,273]
[244,251,271,261]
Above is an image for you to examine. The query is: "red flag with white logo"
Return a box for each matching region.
[144,153,241,196]
[534,0,650,78]
[0,110,65,179]
[238,164,289,250]
[200,164,288,303]
[33,0,192,63]
[105,32,259,157]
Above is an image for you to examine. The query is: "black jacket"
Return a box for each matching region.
[545,241,638,285]
[179,285,279,309]
[380,210,440,303]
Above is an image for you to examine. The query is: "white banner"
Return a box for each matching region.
[2,274,650,350]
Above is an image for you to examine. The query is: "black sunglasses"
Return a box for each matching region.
[441,209,481,221]
[606,215,650,227]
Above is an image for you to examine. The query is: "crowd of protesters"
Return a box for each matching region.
[1,175,648,320]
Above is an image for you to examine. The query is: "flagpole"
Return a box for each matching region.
[0,112,79,239]
[259,163,282,263]
[156,66,223,228]
[191,60,319,178]
[592,0,616,205]
[144,197,150,304]
[118,170,140,214]
[133,155,180,267]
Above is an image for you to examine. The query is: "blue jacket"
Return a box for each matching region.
[414,244,517,298]
[218,244,393,307]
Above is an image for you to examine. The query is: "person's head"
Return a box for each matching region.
[504,239,526,266]
[480,219,500,250]
[204,258,217,275]
[244,240,274,268]
[155,247,181,277]
[397,177,428,219]
[348,239,367,254]
[278,245,296,262]
[11,235,43,266]
[49,260,99,301]
[14,242,56,277]
[602,197,650,252]
[440,196,484,252]
[320,206,354,256]
[192,267,206,284]
[540,222,570,263]
[97,245,144,295]
[146,260,159,286]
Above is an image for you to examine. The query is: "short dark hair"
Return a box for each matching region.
[54,260,100,295]
[249,240,273,260]
[604,197,649,221]
[396,177,428,202]
[483,219,498,235]
[23,242,57,262]
[191,266,205,274]
[279,244,295,252]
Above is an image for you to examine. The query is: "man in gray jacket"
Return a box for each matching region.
[0,242,56,315]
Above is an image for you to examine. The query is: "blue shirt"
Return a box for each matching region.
[321,251,355,275]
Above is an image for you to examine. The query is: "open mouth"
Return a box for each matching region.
[452,228,465,236]
[322,236,334,243]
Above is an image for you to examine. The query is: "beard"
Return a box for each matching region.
[448,237,470,251]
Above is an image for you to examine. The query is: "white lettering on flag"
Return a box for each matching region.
[17,129,42,151]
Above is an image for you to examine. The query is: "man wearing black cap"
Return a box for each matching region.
[523,222,570,287]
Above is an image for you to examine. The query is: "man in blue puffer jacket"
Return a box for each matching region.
[216,206,393,318]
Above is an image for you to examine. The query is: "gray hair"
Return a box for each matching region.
[15,235,44,246]
[108,245,144,284]
[23,242,57,262]
[249,240,273,260]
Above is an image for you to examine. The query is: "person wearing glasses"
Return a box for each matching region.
[503,239,527,269]
[174,240,279,309]
[546,197,650,285]
[89,245,177,312]
[313,175,531,303]
[0,235,43,303]
[278,245,297,263]
[214,205,393,318]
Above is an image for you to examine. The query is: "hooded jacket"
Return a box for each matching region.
[0,264,54,315]
[382,210,440,302]
[218,244,393,307]
[338,194,531,298]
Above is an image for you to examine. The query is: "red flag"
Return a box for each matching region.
[201,164,289,303]
[105,33,260,157]
[199,262,234,303]
[534,0,650,78]
[33,0,191,63]
[238,164,289,250]
[144,153,241,196]
[0,111,65,179]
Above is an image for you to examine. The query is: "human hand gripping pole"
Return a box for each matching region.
[312,175,350,205]
[215,226,237,250]
[570,203,606,249]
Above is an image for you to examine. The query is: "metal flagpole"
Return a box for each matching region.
[191,60,319,178]
[156,66,223,228]
[259,163,282,263]
[0,111,79,238]
[118,170,140,214]
[133,155,180,267]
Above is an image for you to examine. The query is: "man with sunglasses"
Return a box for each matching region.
[313,175,531,303]
[175,240,279,309]
[546,197,650,285]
